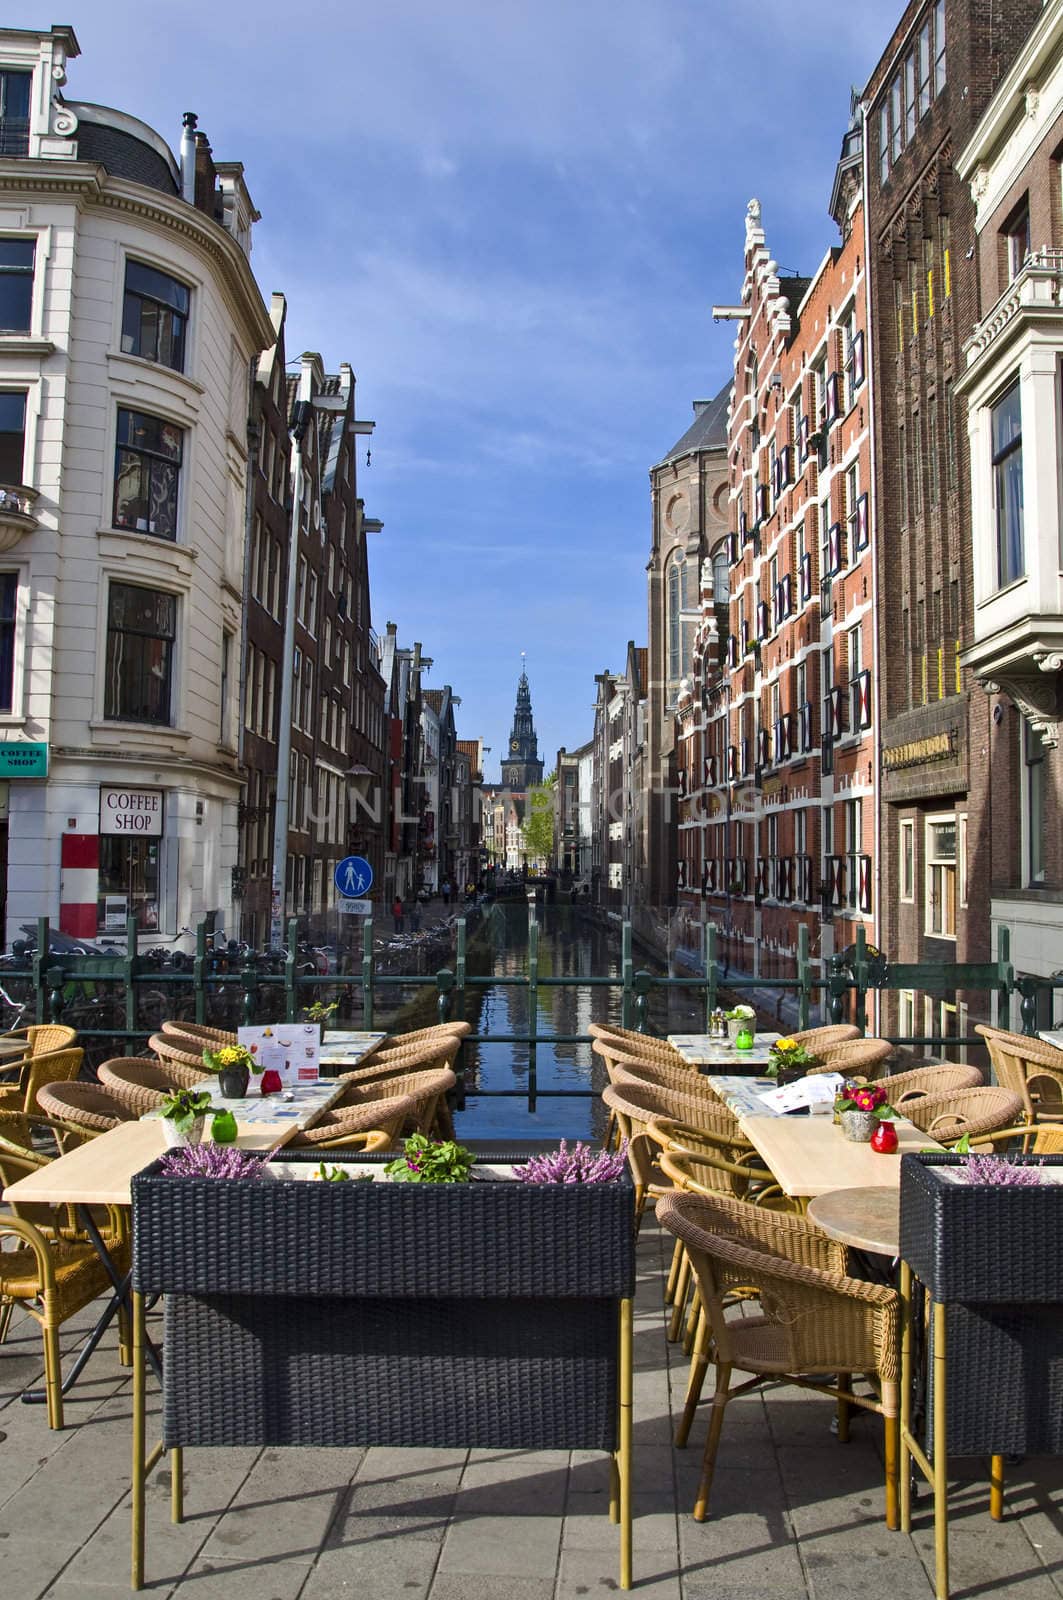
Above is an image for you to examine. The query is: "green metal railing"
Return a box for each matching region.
[14,915,1060,1105]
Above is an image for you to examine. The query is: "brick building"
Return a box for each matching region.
[693,108,877,987]
[953,0,1063,990]
[864,0,1041,1039]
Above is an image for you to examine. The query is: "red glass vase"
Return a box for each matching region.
[259,1068,283,1097]
[870,1119,898,1154]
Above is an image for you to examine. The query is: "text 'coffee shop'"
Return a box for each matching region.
[59,786,165,938]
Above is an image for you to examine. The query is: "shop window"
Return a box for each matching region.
[0,571,15,712]
[98,834,161,932]
[104,582,176,725]
[121,261,189,372]
[113,408,183,540]
[0,390,26,484]
[0,239,34,333]
[991,380,1023,588]
[925,815,957,938]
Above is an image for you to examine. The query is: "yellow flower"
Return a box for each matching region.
[217,1046,242,1065]
[776,1039,797,1052]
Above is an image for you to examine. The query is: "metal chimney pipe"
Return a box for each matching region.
[180,112,197,203]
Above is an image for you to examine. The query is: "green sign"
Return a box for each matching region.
[0,741,48,778]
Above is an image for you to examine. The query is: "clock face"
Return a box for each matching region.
[510,739,520,752]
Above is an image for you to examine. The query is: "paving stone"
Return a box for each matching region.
[429,1575,556,1600]
[435,1510,561,1577]
[301,1539,440,1599]
[556,1545,681,1598]
[169,1554,314,1598]
[803,1549,934,1600]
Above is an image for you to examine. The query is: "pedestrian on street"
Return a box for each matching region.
[442,879,451,907]
[392,896,404,933]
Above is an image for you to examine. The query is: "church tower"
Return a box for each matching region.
[501,662,544,790]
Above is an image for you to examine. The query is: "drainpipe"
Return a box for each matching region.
[238,365,258,772]
[860,101,883,1032]
[179,112,197,204]
[270,400,312,947]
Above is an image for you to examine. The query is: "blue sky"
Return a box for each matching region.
[24,1,895,780]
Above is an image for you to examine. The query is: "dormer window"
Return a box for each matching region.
[0,71,31,157]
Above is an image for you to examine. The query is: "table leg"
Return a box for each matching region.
[171,1446,184,1524]
[989,1454,1005,1522]
[932,1299,949,1600]
[131,1290,146,1591]
[899,1260,912,1533]
[618,1296,633,1590]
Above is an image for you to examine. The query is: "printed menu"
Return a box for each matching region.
[237,1023,322,1090]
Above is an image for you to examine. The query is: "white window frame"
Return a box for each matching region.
[925,812,958,940]
[900,818,915,902]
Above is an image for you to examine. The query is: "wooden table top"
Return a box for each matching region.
[1,1078,350,1209]
[736,1111,943,1200]
[319,1031,387,1067]
[806,1186,900,1255]
[669,1032,781,1067]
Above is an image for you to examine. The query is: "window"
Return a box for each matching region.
[879,104,891,185]
[98,835,160,932]
[894,276,905,352]
[844,798,862,909]
[904,50,916,143]
[925,815,957,938]
[121,261,189,372]
[898,423,909,527]
[991,380,1023,587]
[711,545,729,604]
[917,21,931,116]
[0,571,15,711]
[0,71,30,157]
[113,409,182,539]
[900,819,915,901]
[941,215,952,299]
[1024,719,1046,883]
[927,393,939,509]
[0,239,33,333]
[1004,205,1031,284]
[0,390,25,484]
[944,379,957,491]
[219,630,232,745]
[934,0,946,92]
[104,582,176,725]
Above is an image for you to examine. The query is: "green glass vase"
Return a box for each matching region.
[734,1026,755,1051]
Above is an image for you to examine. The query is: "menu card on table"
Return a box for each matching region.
[757,1073,843,1116]
[238,1024,322,1090]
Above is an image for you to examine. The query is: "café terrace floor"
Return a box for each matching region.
[2,1221,1062,1600]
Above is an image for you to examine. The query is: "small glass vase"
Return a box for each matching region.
[727,1016,754,1043]
[840,1108,877,1143]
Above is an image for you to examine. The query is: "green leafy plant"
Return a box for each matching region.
[836,1080,896,1121]
[724,1005,755,1022]
[384,1134,475,1184]
[159,1089,214,1136]
[313,1162,352,1182]
[302,999,340,1024]
[764,1038,821,1078]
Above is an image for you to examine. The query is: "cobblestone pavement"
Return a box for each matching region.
[1,1221,1062,1598]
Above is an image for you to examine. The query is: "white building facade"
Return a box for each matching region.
[0,26,272,945]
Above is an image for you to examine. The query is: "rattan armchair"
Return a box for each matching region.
[147,1033,212,1087]
[901,1085,1025,1144]
[975,1024,1063,1123]
[160,1020,237,1047]
[596,1046,716,1098]
[0,1023,77,1075]
[589,1023,688,1065]
[657,1189,901,1528]
[601,1077,753,1219]
[0,1047,84,1120]
[295,1066,458,1148]
[809,1037,894,1077]
[382,1021,471,1047]
[97,1057,190,1116]
[287,1091,423,1149]
[35,1081,134,1140]
[786,1024,860,1050]
[883,1062,983,1106]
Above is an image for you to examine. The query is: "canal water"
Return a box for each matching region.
[446,899,711,1142]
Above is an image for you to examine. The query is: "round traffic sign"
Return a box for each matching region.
[335,855,374,898]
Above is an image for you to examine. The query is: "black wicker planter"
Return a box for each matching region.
[900,1152,1063,1455]
[132,1150,636,1452]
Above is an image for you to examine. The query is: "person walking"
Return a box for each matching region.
[441,879,451,908]
[392,896,404,933]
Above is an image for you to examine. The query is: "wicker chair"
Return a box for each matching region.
[975,1024,1063,1123]
[601,1077,754,1218]
[147,1033,211,1087]
[0,1047,84,1120]
[786,1024,860,1051]
[0,1023,77,1072]
[348,1034,462,1073]
[97,1057,190,1116]
[596,1046,715,1099]
[657,1190,901,1528]
[883,1062,984,1106]
[160,1020,237,1047]
[901,1085,1025,1144]
[295,1067,457,1149]
[381,1022,471,1047]
[0,1188,131,1427]
[653,1173,850,1441]
[809,1037,894,1078]
[35,1081,134,1139]
[589,1023,688,1065]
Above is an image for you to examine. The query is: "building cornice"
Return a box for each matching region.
[956,0,1063,183]
[0,160,274,350]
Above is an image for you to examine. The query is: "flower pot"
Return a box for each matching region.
[727,1016,754,1043]
[870,1120,899,1154]
[259,1068,283,1096]
[840,1109,877,1143]
[218,1064,251,1099]
[210,1109,238,1144]
[161,1115,206,1149]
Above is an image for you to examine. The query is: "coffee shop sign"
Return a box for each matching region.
[99,786,164,836]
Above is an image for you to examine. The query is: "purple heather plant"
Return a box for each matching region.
[158,1144,265,1180]
[513,1139,628,1185]
[961,1153,1044,1187]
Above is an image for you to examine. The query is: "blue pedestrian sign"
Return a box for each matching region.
[335,855,374,898]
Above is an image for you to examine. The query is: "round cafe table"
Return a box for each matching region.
[806,1186,900,1256]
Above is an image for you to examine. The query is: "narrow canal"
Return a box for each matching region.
[438,899,711,1142]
